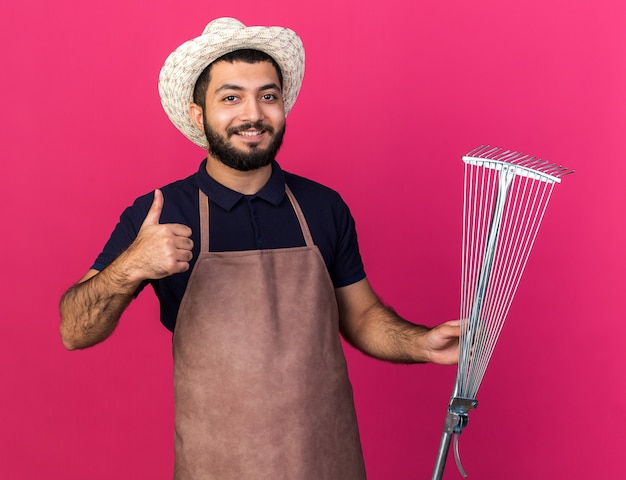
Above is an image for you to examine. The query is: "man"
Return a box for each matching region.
[60,18,460,479]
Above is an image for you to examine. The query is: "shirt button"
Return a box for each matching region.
[257,236,264,244]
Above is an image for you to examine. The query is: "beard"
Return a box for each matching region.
[203,118,286,172]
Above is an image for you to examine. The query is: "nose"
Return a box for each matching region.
[240,99,264,123]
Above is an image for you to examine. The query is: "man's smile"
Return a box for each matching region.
[237,129,264,137]
[228,123,275,144]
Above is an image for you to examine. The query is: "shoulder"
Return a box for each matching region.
[283,171,346,209]
[283,170,357,239]
[283,171,365,288]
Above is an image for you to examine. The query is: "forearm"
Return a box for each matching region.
[59,260,142,350]
[336,279,460,365]
[341,301,432,364]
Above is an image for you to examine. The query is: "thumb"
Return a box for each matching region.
[142,189,163,226]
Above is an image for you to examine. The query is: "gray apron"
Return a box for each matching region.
[172,186,366,479]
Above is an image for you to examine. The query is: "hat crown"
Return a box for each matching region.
[201,17,245,36]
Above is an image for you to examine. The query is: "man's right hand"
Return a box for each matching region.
[59,189,194,350]
[124,189,194,282]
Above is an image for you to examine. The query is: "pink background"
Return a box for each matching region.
[1,0,624,478]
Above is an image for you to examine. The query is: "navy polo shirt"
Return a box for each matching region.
[93,159,366,332]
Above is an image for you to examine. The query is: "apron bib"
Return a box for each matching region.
[172,186,366,479]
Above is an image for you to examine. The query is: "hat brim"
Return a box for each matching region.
[158,18,305,149]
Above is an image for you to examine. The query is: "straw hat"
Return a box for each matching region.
[158,17,305,148]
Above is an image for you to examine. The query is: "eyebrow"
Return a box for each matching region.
[215,83,281,94]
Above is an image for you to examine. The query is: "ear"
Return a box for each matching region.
[189,103,205,132]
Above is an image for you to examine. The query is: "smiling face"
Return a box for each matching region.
[190,60,286,172]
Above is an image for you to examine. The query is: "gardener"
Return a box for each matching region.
[59,17,460,479]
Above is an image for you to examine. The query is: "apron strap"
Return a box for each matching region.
[285,185,315,247]
[199,189,210,252]
[197,184,315,252]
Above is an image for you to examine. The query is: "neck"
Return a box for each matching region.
[205,156,273,195]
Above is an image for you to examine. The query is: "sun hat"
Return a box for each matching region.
[158,17,305,149]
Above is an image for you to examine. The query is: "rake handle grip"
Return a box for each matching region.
[432,429,454,480]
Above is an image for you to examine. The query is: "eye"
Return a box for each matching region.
[261,93,279,101]
[223,95,239,103]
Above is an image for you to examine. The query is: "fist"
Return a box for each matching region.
[126,189,194,281]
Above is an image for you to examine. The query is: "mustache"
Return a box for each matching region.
[227,122,275,136]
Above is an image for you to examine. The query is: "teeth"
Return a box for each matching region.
[239,130,262,137]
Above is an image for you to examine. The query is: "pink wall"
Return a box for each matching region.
[1,0,624,478]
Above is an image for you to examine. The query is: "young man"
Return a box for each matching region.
[60,18,460,479]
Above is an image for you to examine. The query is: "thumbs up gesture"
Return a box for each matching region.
[124,189,194,281]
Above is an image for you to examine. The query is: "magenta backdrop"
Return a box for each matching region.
[1,0,624,478]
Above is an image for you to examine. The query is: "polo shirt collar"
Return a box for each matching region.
[195,159,286,211]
